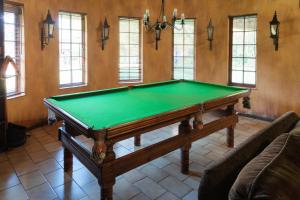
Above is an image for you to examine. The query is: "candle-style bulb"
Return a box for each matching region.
[173,8,178,17]
[181,13,185,20]
[163,16,167,22]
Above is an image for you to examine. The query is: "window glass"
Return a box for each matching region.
[173,19,195,80]
[119,18,142,82]
[59,12,86,87]
[230,15,257,86]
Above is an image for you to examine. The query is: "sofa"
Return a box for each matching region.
[198,111,300,200]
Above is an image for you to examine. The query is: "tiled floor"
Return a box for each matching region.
[0,114,269,200]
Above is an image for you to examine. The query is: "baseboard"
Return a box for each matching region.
[26,119,49,131]
[238,112,274,122]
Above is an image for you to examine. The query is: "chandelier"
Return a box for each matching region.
[143,0,185,50]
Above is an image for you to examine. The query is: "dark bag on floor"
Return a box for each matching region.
[7,123,26,147]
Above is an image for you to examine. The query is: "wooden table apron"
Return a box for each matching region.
[44,89,249,200]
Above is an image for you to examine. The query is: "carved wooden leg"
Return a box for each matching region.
[179,120,192,174]
[99,142,116,200]
[134,135,141,146]
[63,147,73,172]
[101,184,113,200]
[193,112,203,130]
[226,105,236,148]
[181,144,191,174]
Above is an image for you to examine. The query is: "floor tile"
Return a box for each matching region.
[45,168,71,188]
[159,176,191,198]
[24,143,45,154]
[37,159,62,174]
[12,160,39,176]
[150,157,170,169]
[139,164,168,182]
[37,135,56,145]
[19,171,46,190]
[7,150,30,164]
[0,172,20,191]
[162,164,188,181]
[79,197,91,200]
[156,192,180,200]
[0,161,15,175]
[59,158,85,172]
[114,178,140,200]
[27,183,57,200]
[134,178,166,199]
[0,184,29,200]
[122,169,146,183]
[54,181,86,200]
[183,176,201,190]
[130,193,151,200]
[182,190,198,200]
[44,142,62,153]
[81,180,100,200]
[71,167,97,187]
[52,149,65,162]
[28,150,52,163]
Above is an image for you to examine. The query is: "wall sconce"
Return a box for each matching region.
[207,19,214,50]
[270,11,280,51]
[101,18,110,50]
[155,22,161,50]
[41,10,55,50]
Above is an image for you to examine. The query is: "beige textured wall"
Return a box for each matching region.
[6,0,300,127]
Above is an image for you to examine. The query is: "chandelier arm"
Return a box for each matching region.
[162,0,165,18]
[166,22,175,28]
[166,22,183,31]
[158,0,164,21]
[147,23,158,32]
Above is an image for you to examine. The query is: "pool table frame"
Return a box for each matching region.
[44,81,250,200]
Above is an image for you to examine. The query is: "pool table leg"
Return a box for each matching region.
[59,128,73,172]
[179,119,192,175]
[226,105,236,148]
[227,126,234,148]
[63,147,73,172]
[134,135,141,146]
[99,142,116,200]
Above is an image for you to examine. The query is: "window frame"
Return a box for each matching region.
[228,14,257,88]
[58,11,87,88]
[118,16,143,83]
[3,2,24,97]
[172,18,196,81]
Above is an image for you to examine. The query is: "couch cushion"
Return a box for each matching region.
[228,133,289,200]
[290,120,300,132]
[229,131,300,200]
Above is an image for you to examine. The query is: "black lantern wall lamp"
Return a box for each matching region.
[270,11,280,51]
[207,19,214,50]
[41,10,55,50]
[143,0,185,50]
[101,17,110,50]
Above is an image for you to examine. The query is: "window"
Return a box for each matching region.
[229,15,257,87]
[3,3,24,96]
[173,19,196,80]
[119,17,142,82]
[59,12,87,87]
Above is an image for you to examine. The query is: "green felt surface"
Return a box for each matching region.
[47,80,247,130]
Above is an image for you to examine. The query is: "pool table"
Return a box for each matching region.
[44,80,250,200]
